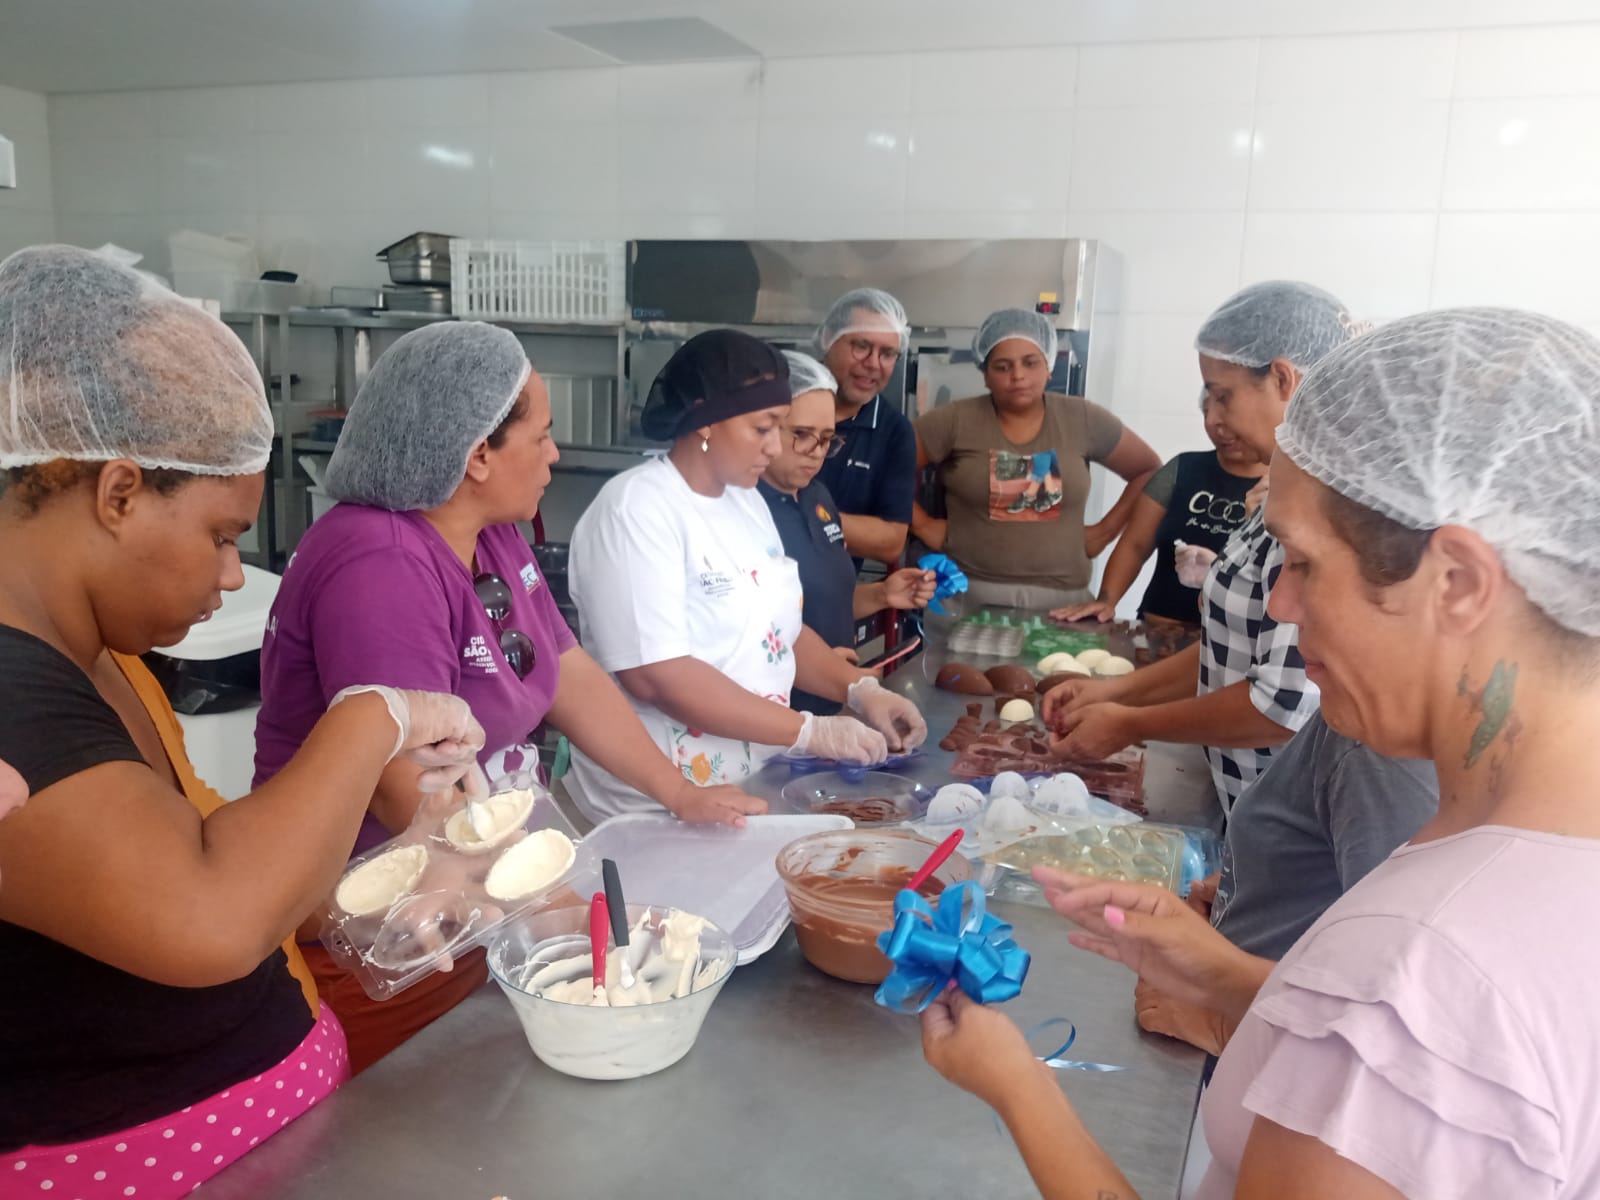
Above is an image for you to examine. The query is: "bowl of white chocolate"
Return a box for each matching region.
[488,903,737,1080]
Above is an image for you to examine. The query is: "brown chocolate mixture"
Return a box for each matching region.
[934,662,994,695]
[789,865,944,984]
[815,796,903,824]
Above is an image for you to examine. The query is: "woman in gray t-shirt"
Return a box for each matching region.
[911,308,1160,611]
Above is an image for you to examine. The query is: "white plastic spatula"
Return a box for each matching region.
[460,764,497,841]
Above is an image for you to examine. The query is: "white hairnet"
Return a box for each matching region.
[974,308,1058,367]
[781,350,837,399]
[325,321,532,512]
[0,244,272,475]
[1279,307,1600,637]
[816,287,909,354]
[1195,281,1364,371]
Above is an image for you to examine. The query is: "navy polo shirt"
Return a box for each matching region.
[758,477,856,715]
[814,395,917,528]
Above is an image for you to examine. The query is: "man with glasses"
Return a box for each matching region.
[814,287,918,565]
[760,352,935,713]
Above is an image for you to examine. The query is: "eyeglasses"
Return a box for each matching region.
[844,336,901,369]
[787,427,846,458]
[474,573,536,680]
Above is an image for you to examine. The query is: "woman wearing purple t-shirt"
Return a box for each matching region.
[253,322,764,1071]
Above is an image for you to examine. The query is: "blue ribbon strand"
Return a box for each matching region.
[1024,1017,1127,1074]
[874,881,1030,1013]
[917,553,969,615]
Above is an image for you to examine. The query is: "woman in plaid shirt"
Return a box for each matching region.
[1043,282,1363,814]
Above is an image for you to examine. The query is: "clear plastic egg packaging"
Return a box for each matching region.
[981,820,1194,901]
[911,773,1131,862]
[947,621,1028,659]
[318,773,585,1001]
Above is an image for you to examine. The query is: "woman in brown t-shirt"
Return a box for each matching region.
[913,308,1160,610]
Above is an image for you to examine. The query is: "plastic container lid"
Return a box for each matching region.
[568,813,850,964]
[152,564,281,661]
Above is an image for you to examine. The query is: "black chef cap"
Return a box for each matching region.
[639,329,791,442]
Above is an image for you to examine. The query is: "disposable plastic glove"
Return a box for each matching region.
[1173,541,1218,589]
[330,685,487,797]
[788,712,889,763]
[846,676,928,752]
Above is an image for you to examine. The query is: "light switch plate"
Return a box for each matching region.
[0,135,15,189]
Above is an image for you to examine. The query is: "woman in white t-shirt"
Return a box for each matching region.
[568,331,927,822]
[911,309,1600,1200]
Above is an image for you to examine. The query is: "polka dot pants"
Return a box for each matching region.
[2,1009,348,1199]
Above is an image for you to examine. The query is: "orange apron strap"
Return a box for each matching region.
[110,652,321,1019]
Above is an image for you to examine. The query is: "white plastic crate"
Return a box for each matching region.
[450,239,625,324]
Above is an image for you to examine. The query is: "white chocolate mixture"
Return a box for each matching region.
[444,788,536,854]
[524,910,721,1007]
[336,844,429,916]
[484,828,576,901]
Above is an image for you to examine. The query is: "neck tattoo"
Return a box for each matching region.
[1459,659,1520,771]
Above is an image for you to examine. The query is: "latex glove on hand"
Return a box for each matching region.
[920,983,1050,1109]
[1173,541,1218,589]
[330,685,487,797]
[666,781,768,829]
[1134,978,1229,1056]
[846,676,928,753]
[789,712,889,764]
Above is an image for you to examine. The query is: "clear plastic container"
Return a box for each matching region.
[778,771,931,826]
[568,813,850,965]
[946,616,1026,659]
[776,829,974,984]
[318,773,586,1000]
[489,904,736,1080]
[984,821,1191,895]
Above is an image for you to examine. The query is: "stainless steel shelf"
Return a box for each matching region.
[287,307,624,338]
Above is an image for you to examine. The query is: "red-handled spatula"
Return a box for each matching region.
[906,830,965,894]
[588,892,609,999]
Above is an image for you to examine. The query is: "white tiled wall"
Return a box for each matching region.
[0,84,55,259]
[33,20,1600,467]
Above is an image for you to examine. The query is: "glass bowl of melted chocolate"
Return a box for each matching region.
[775,829,974,984]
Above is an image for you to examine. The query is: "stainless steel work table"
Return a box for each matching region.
[199,614,1218,1200]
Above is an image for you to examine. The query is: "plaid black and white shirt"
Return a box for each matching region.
[1198,509,1320,813]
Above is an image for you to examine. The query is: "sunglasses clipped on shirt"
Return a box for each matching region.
[474,572,536,680]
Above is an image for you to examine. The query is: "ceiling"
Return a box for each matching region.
[2,0,1600,94]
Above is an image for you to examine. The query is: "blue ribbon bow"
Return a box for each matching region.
[874,881,1030,1013]
[917,553,969,615]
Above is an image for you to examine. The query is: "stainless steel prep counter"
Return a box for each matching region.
[197,613,1217,1200]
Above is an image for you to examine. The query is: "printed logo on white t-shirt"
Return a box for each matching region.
[696,557,735,598]
[462,633,499,674]
[519,562,541,594]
